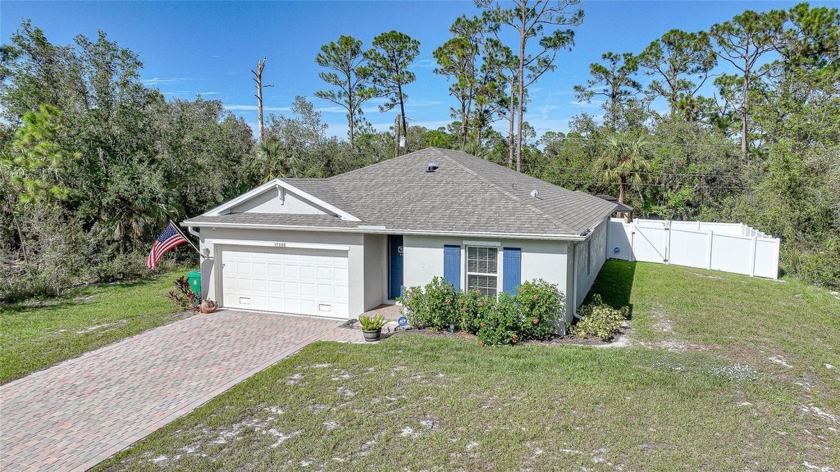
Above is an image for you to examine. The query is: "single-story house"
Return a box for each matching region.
[183,148,617,323]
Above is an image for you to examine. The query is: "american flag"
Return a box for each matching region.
[146,223,188,269]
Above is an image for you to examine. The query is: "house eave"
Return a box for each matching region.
[181,220,589,242]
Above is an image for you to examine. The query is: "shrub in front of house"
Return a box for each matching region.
[515,279,565,341]
[458,289,495,334]
[400,278,567,346]
[571,294,629,341]
[399,276,460,330]
[476,292,521,345]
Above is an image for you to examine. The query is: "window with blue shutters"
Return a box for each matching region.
[502,248,521,294]
[467,246,498,296]
[443,245,461,291]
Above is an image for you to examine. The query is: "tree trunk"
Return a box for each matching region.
[461,100,468,147]
[618,174,627,204]
[741,69,749,163]
[394,114,401,158]
[347,69,355,147]
[349,112,355,147]
[507,81,515,168]
[398,83,408,154]
[253,59,267,144]
[516,11,526,173]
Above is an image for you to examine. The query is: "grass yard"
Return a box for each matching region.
[96,261,840,471]
[0,269,191,384]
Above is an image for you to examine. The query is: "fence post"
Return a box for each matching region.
[706,230,714,270]
[664,220,671,264]
[749,235,758,277]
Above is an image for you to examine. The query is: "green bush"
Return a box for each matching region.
[400,278,570,346]
[457,289,495,334]
[398,276,460,330]
[476,292,521,345]
[516,279,564,340]
[572,294,629,341]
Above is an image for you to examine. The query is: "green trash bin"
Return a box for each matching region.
[186,270,201,298]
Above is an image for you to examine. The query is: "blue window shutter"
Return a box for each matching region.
[443,245,461,291]
[503,248,521,294]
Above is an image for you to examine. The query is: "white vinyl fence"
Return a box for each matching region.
[607,218,780,279]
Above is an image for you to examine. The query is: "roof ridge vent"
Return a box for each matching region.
[426,161,439,173]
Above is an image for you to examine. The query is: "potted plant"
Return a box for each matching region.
[200,299,218,314]
[358,314,387,342]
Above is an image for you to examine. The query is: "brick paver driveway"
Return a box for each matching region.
[0,310,364,471]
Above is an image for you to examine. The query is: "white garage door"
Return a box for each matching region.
[221,247,349,318]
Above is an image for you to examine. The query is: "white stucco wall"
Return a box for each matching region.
[572,216,609,309]
[402,234,570,305]
[197,227,366,317]
[363,234,388,310]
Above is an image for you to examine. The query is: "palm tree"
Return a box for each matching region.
[596,133,651,204]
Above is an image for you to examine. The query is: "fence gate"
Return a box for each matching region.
[631,223,669,263]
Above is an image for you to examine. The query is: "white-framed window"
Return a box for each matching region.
[467,246,498,296]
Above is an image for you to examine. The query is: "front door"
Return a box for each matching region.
[389,235,404,300]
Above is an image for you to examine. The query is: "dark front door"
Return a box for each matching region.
[389,235,404,300]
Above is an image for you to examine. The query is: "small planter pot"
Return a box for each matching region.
[199,300,218,314]
[362,329,382,342]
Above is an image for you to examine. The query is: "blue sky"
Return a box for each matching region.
[1,1,828,138]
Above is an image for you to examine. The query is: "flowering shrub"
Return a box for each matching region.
[571,294,629,341]
[476,292,520,345]
[398,276,460,330]
[515,279,564,340]
[458,289,495,334]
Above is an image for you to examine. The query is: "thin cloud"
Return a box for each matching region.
[142,77,189,86]
[224,104,291,112]
[569,99,603,108]
[413,57,435,69]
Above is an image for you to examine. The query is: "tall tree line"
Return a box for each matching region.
[1,2,838,301]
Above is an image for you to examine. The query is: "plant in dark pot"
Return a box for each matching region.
[359,314,387,342]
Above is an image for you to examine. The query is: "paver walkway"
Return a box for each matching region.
[0,310,365,471]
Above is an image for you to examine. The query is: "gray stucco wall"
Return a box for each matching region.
[572,215,609,310]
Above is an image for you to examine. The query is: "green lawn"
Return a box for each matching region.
[0,269,191,384]
[93,261,839,471]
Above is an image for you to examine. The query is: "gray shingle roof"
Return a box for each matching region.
[186,148,617,238]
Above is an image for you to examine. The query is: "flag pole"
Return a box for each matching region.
[169,220,201,255]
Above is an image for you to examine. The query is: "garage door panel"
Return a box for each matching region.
[300,265,316,280]
[317,283,333,298]
[284,265,299,278]
[221,247,349,318]
[252,262,268,277]
[252,278,267,292]
[300,282,316,296]
[316,266,333,280]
